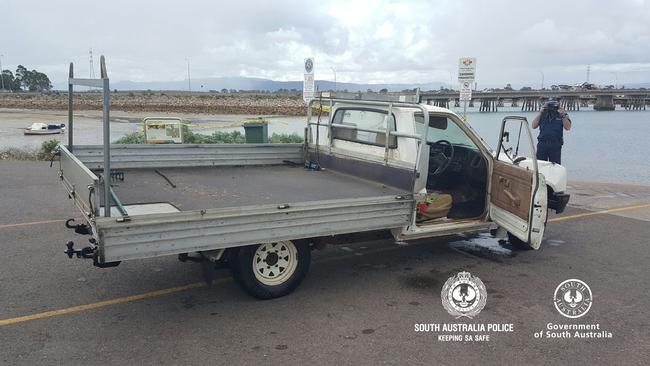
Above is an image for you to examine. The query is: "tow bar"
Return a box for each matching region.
[64,240,95,259]
[64,219,121,268]
[64,240,120,268]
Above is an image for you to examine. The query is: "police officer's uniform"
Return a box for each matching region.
[536,111,568,164]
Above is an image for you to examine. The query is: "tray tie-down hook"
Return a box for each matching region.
[65,219,91,235]
[49,148,61,168]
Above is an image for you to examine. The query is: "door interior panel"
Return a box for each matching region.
[490,160,533,220]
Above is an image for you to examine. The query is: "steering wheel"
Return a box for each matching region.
[428,139,455,176]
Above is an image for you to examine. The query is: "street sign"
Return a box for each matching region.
[458,57,476,82]
[303,57,315,103]
[460,81,472,101]
[144,119,184,144]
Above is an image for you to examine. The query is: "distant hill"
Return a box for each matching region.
[108,77,449,93]
[624,82,650,89]
[54,76,650,92]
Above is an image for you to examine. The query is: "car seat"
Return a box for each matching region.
[417,192,453,220]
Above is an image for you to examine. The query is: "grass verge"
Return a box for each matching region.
[0,139,60,161]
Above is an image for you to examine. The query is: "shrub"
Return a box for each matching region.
[113,129,302,144]
[114,132,146,144]
[185,130,246,144]
[0,148,38,160]
[269,133,303,143]
[0,139,60,161]
[37,139,60,160]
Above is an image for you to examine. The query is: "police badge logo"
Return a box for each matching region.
[441,271,487,318]
[553,279,593,318]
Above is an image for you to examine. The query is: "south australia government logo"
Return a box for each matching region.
[441,271,487,319]
[553,279,593,318]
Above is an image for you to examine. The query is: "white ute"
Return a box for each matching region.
[58,77,569,299]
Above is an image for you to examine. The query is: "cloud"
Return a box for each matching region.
[1,0,648,88]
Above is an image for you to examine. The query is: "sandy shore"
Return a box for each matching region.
[0,91,308,116]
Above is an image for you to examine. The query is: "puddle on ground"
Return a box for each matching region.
[402,274,441,292]
[448,233,513,259]
[547,239,565,247]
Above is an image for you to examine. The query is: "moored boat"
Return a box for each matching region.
[24,123,66,135]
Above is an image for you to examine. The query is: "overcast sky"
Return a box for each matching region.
[2,0,649,88]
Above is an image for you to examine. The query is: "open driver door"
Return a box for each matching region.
[490,116,547,249]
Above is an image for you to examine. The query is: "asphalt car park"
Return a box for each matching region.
[1,162,649,365]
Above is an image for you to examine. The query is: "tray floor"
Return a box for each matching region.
[108,165,403,211]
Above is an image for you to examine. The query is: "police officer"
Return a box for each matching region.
[532,99,571,164]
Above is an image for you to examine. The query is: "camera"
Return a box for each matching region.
[545,100,560,111]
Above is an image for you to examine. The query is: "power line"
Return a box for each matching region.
[0,54,5,91]
[186,58,191,92]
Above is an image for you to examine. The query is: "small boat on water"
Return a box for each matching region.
[24,123,66,135]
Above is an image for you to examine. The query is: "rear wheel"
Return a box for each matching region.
[507,232,533,250]
[230,240,311,299]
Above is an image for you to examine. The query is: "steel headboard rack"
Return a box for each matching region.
[68,55,112,217]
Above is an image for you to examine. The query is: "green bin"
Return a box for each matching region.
[243,122,269,143]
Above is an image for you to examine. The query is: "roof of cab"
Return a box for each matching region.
[332,101,455,115]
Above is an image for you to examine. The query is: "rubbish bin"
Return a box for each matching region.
[243,122,268,143]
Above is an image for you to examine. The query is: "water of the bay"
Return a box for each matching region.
[1,106,648,184]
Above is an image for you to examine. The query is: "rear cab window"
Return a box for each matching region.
[332,108,397,148]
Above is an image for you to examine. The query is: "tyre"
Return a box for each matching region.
[507,232,533,250]
[230,240,311,299]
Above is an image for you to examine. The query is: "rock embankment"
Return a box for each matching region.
[0,92,308,116]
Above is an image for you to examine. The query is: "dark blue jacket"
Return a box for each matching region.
[537,112,564,143]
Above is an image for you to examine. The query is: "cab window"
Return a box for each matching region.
[332,108,397,148]
[415,114,478,150]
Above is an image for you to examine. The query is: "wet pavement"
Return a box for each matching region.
[0,161,649,365]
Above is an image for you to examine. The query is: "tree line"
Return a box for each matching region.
[1,65,52,92]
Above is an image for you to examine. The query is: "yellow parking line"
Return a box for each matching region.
[0,281,213,327]
[1,202,650,327]
[0,219,64,230]
[549,202,650,223]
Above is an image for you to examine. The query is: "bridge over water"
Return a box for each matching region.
[419,89,649,112]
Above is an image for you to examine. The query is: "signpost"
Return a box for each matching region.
[303,57,315,106]
[458,57,476,120]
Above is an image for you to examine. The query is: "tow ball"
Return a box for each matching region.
[64,240,95,259]
[64,240,121,268]
[65,219,91,235]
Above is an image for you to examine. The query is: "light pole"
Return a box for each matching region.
[0,54,5,91]
[445,70,453,90]
[186,58,191,92]
[539,70,545,90]
[330,67,336,91]
[610,72,618,89]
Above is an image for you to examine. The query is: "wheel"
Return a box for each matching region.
[507,232,533,250]
[229,240,311,299]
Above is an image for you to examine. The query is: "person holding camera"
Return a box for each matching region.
[532,99,571,164]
